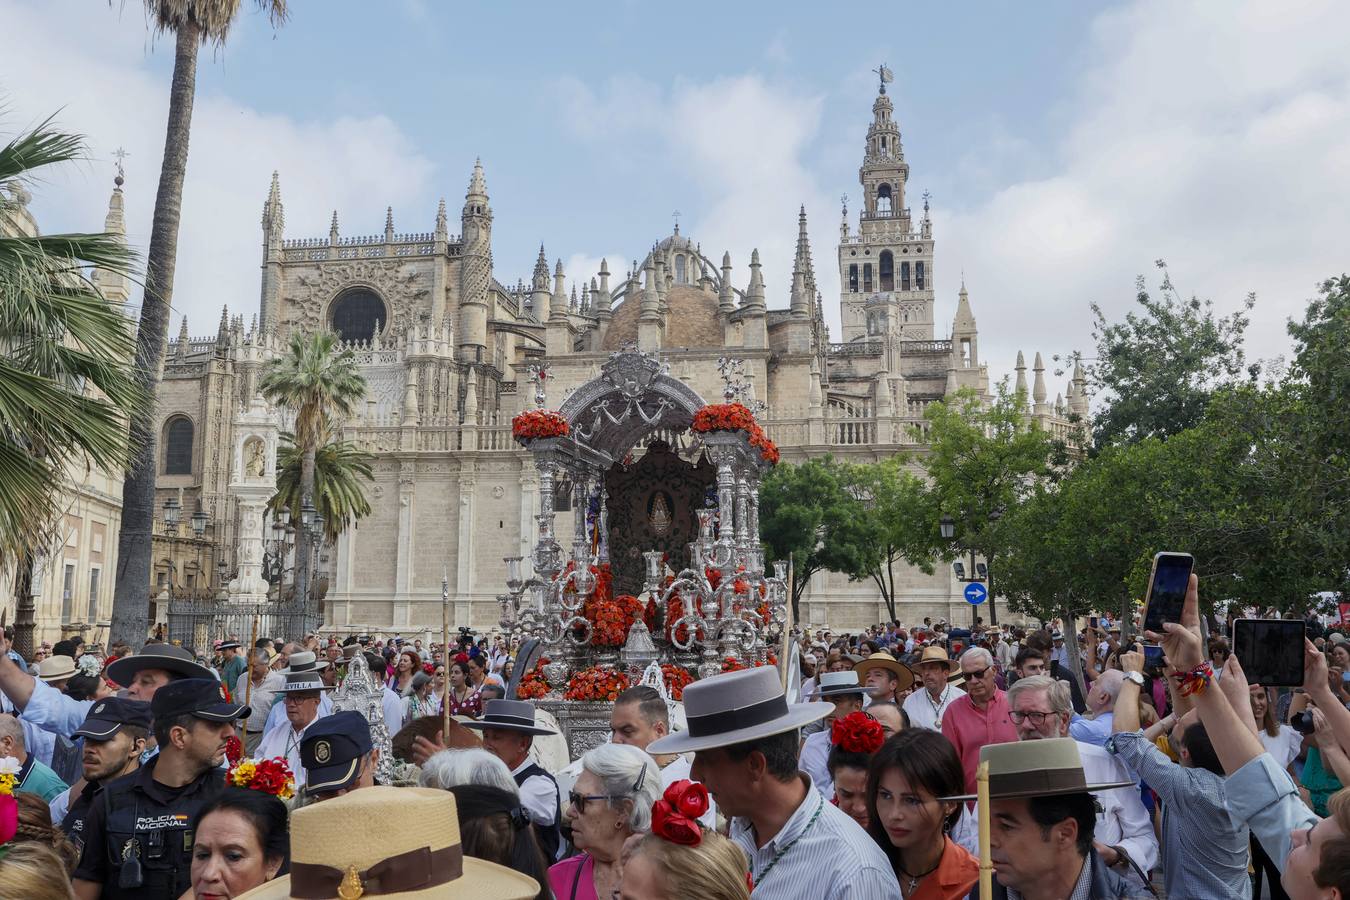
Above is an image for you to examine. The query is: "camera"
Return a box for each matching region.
[1292,711,1317,735]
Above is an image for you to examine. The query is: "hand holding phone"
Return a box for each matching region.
[1142,552,1195,636]
[1232,619,1305,688]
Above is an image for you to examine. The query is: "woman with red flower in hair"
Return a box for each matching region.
[619,779,751,900]
[866,729,977,900]
[827,710,888,831]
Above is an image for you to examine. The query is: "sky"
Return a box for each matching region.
[4,0,1349,391]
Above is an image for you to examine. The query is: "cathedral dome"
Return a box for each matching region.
[601,284,724,351]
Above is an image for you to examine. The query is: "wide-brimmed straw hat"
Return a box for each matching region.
[911,645,962,674]
[273,671,335,694]
[105,643,213,686]
[235,786,539,900]
[940,737,1134,802]
[459,699,556,736]
[646,665,831,755]
[852,651,916,692]
[37,655,77,683]
[811,670,865,699]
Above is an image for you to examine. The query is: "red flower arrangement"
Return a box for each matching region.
[721,656,747,673]
[650,780,709,846]
[224,735,244,767]
[585,594,646,647]
[690,402,757,434]
[664,595,706,645]
[831,711,885,755]
[661,664,693,700]
[517,658,552,700]
[227,756,296,801]
[564,666,631,702]
[511,409,570,444]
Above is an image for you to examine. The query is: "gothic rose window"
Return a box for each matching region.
[330,288,387,344]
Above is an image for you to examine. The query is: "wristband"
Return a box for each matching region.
[1172,661,1214,697]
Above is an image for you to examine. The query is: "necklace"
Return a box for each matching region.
[927,686,949,730]
[752,794,825,888]
[897,843,944,896]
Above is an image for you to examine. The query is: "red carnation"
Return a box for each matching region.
[651,797,702,847]
[665,780,709,819]
[831,711,884,755]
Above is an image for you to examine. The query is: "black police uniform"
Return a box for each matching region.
[71,755,224,900]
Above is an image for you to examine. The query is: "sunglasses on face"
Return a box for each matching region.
[569,792,623,813]
[963,666,993,680]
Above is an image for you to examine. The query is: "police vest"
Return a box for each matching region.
[513,762,562,862]
[100,767,223,900]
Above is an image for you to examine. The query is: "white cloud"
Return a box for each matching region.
[1,0,435,337]
[942,0,1350,380]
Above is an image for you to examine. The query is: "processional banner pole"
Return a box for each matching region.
[441,568,451,740]
[243,615,259,744]
[977,760,992,900]
[779,553,795,691]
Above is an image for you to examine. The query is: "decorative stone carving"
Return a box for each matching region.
[281,260,429,338]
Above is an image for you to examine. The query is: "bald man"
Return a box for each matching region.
[1069,668,1124,748]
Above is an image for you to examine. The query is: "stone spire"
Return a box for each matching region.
[92,163,131,304]
[718,251,735,315]
[175,315,190,361]
[261,170,284,238]
[1014,351,1027,399]
[384,207,395,242]
[530,245,551,321]
[790,206,813,318]
[435,198,448,241]
[457,157,493,362]
[216,305,230,346]
[465,157,488,206]
[1070,358,1089,418]
[595,258,613,318]
[329,210,340,244]
[551,259,567,321]
[744,249,766,311]
[1033,352,1048,408]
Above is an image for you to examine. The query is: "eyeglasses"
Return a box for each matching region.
[962,666,993,680]
[568,792,625,813]
[1009,710,1058,725]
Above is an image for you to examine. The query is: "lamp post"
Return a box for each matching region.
[941,513,990,628]
[190,506,208,597]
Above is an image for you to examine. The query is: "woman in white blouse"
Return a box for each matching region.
[1249,683,1302,773]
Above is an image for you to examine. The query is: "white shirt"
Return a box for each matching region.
[511,756,560,831]
[902,684,960,732]
[799,729,834,799]
[255,714,322,788]
[527,707,569,773]
[49,785,72,825]
[380,685,404,734]
[729,775,900,900]
[236,671,284,734]
[1259,724,1302,770]
[264,689,333,733]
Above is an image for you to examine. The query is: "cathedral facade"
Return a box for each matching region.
[151,83,1085,635]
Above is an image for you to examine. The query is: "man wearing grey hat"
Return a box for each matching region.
[462,698,563,862]
[259,650,334,733]
[648,666,900,899]
[255,670,334,788]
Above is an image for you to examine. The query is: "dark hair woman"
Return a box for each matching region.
[188,787,290,899]
[867,730,978,900]
[448,784,550,900]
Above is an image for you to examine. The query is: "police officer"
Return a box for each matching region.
[300,709,380,802]
[72,678,249,900]
[53,697,152,857]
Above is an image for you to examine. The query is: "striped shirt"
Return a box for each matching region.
[730,774,901,900]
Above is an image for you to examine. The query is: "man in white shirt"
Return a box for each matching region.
[901,645,962,731]
[260,651,334,733]
[1006,674,1158,891]
[255,670,333,789]
[462,699,563,862]
[799,671,866,799]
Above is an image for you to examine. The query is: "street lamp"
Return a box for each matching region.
[300,497,316,529]
[190,507,208,538]
[309,511,324,539]
[216,557,229,588]
[939,515,955,540]
[162,496,181,529]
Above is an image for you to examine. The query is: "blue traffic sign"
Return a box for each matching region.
[964,582,988,605]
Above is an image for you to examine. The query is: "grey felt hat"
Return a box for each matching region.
[646,665,830,755]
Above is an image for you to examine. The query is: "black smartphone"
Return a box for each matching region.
[1144,645,1165,668]
[1232,618,1305,687]
[1141,552,1195,636]
[1089,616,1099,630]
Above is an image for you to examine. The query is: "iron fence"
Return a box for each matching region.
[167,599,308,659]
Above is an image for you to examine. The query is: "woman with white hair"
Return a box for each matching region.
[419,747,519,796]
[549,743,661,900]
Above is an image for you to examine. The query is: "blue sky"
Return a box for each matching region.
[5,0,1349,386]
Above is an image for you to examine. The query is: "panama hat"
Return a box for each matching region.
[236,786,538,900]
[940,737,1135,802]
[646,665,831,755]
[459,699,557,736]
[37,655,77,683]
[853,651,916,692]
[282,650,330,673]
[105,643,213,686]
[911,645,962,674]
[811,670,865,699]
[273,671,335,694]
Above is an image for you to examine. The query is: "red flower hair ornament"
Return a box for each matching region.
[830,710,885,755]
[650,780,709,847]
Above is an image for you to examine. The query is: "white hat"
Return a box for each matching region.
[811,670,864,698]
[647,666,830,755]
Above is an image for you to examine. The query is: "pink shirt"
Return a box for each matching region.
[941,690,1017,794]
[548,853,597,900]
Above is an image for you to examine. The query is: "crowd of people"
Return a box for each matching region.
[0,578,1345,898]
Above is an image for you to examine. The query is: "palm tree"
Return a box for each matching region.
[112,0,289,648]
[269,431,375,545]
[259,331,365,628]
[0,120,144,656]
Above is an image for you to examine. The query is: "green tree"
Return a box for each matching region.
[920,384,1065,626]
[1088,261,1255,448]
[259,331,365,628]
[827,458,943,624]
[113,0,289,647]
[0,122,144,655]
[758,457,855,624]
[269,432,374,545]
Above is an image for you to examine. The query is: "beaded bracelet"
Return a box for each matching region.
[1173,661,1214,697]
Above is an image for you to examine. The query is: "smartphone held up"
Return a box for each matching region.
[1141,552,1195,637]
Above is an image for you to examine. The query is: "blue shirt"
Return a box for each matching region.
[1226,751,1319,872]
[1069,712,1114,747]
[20,678,93,739]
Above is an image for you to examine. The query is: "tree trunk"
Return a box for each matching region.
[987,551,999,627]
[110,24,200,649]
[1060,608,1088,700]
[296,446,315,631]
[11,549,35,661]
[883,556,898,623]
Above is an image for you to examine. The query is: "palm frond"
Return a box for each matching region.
[143,1,289,45]
[269,433,374,544]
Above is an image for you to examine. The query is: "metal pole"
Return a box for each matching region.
[977,760,992,900]
[442,568,451,740]
[243,615,259,746]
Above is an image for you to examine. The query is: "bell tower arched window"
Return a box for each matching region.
[879,251,894,291]
[916,261,926,290]
[674,254,687,284]
[862,264,873,293]
[901,261,910,291]
[164,416,193,475]
[848,264,859,293]
[876,184,892,214]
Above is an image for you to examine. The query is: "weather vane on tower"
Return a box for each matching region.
[873,63,894,94]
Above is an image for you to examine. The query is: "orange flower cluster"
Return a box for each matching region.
[511,409,570,444]
[587,594,646,647]
[517,658,551,700]
[564,666,631,702]
[690,403,779,465]
[721,654,777,673]
[661,664,693,700]
[664,595,706,644]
